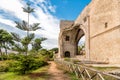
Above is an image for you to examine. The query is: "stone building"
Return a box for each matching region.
[58,0,120,64]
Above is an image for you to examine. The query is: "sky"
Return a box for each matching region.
[0,0,91,49]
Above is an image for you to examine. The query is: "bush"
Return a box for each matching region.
[0,53,48,74]
[0,54,7,60]
[7,53,17,60]
[8,55,48,74]
[0,61,9,72]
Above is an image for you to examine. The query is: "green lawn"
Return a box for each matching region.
[0,66,50,80]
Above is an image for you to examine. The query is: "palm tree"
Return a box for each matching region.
[0,29,14,56]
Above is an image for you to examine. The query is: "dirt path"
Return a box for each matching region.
[47,61,70,80]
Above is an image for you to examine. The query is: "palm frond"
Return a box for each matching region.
[21,33,35,46]
[30,23,41,31]
[15,21,23,30]
[28,33,35,40]
[40,37,47,41]
[22,4,34,13]
[11,32,21,42]
[15,20,29,31]
[12,44,25,52]
[22,20,29,31]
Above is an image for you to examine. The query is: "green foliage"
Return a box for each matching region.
[48,51,54,58]
[0,2,48,75]
[38,49,49,55]
[0,61,9,72]
[0,29,14,55]
[32,38,47,52]
[37,49,54,61]
[50,48,58,53]
[7,54,48,74]
[0,66,49,80]
[0,29,13,42]
[11,32,21,42]
[12,44,25,54]
[64,58,71,62]
[0,54,8,60]
[11,3,45,55]
[0,53,48,74]
[78,44,85,55]
[22,3,34,13]
[7,53,20,60]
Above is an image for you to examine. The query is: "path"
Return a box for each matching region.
[47,61,70,80]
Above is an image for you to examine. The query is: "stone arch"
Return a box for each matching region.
[58,20,89,59]
[76,25,89,60]
[64,51,70,57]
[74,26,86,56]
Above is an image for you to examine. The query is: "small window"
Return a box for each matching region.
[83,17,87,22]
[105,22,108,28]
[65,36,69,41]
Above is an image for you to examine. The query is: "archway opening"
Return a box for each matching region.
[64,51,70,57]
[77,36,85,55]
[76,29,85,55]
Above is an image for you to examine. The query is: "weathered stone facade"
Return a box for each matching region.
[58,0,120,64]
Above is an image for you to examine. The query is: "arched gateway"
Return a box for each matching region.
[58,20,89,60]
[58,0,120,64]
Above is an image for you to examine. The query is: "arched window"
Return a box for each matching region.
[64,51,70,57]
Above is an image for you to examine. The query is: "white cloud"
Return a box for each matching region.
[48,5,56,13]
[0,0,60,49]
[0,16,15,27]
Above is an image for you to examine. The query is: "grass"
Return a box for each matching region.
[91,67,120,72]
[56,63,78,80]
[0,66,50,80]
[67,72,79,80]
[56,62,120,80]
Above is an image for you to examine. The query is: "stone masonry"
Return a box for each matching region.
[58,0,120,64]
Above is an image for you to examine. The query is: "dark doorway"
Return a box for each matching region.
[64,51,70,57]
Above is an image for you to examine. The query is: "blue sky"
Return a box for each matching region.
[50,0,91,20]
[0,0,91,49]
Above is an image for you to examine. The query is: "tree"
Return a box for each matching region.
[11,3,44,55]
[32,38,47,52]
[11,32,24,54]
[21,33,35,54]
[50,48,58,53]
[0,29,14,56]
[22,3,34,37]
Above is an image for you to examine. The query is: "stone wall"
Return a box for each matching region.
[59,0,120,64]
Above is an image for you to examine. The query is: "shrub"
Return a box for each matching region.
[8,55,48,74]
[7,53,17,60]
[0,53,48,74]
[0,61,9,72]
[0,54,7,60]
